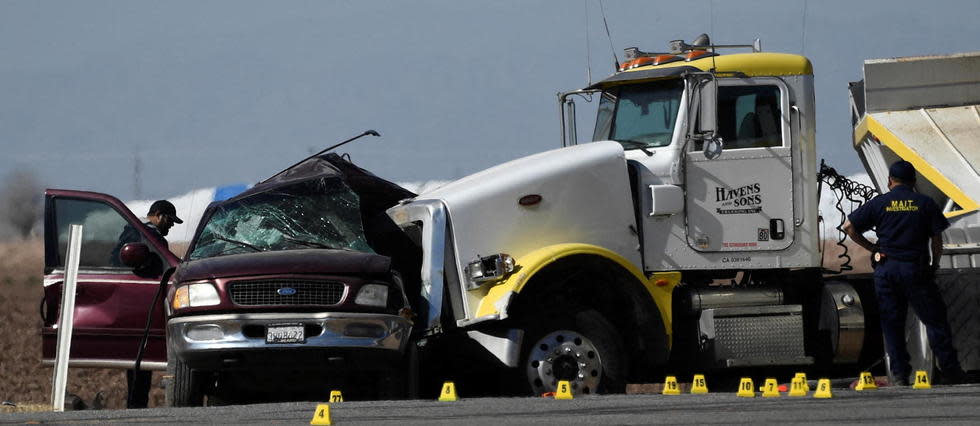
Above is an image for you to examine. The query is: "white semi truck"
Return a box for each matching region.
[387,35,980,395]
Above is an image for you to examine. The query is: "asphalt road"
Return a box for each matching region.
[4,384,980,425]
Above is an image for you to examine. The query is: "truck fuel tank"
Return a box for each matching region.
[679,286,784,315]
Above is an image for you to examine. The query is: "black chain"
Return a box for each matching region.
[817,160,879,273]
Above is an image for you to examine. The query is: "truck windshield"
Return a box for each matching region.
[594,80,684,149]
[188,177,374,260]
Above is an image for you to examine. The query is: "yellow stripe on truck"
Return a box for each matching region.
[855,115,979,218]
[475,243,680,339]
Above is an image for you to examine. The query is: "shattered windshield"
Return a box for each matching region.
[188,177,374,260]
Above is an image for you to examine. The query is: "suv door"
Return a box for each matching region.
[41,189,179,370]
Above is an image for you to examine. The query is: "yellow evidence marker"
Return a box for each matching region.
[794,372,810,392]
[855,372,877,391]
[555,380,574,400]
[310,404,332,425]
[329,390,343,403]
[788,376,807,397]
[913,371,932,389]
[662,376,681,395]
[813,379,833,398]
[737,377,755,398]
[438,381,458,402]
[761,378,780,397]
[691,374,709,394]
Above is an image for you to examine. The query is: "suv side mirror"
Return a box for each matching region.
[119,242,150,268]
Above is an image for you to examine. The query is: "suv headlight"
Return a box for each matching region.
[354,284,389,308]
[172,282,221,310]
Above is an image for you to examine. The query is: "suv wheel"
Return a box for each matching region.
[166,356,206,407]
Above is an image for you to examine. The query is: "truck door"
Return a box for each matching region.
[685,79,795,252]
[41,190,180,369]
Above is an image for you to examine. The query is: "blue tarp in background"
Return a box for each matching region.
[213,184,249,202]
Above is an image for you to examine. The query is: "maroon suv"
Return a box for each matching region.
[42,154,421,406]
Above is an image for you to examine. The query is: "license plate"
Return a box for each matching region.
[266,323,305,344]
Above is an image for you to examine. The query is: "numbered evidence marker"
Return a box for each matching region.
[310,404,332,425]
[737,378,755,398]
[662,376,681,395]
[813,378,833,399]
[855,372,878,391]
[761,378,780,397]
[438,381,458,402]
[913,371,932,389]
[329,390,344,402]
[788,376,808,397]
[794,372,810,392]
[691,374,709,394]
[555,380,574,400]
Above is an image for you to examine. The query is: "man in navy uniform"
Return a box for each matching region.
[843,160,965,385]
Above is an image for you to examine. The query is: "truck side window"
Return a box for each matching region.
[592,91,617,142]
[717,85,782,149]
[53,198,150,270]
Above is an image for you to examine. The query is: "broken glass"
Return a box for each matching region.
[188,177,374,260]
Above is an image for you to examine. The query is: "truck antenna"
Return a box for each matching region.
[585,0,592,85]
[599,0,620,71]
[263,129,381,183]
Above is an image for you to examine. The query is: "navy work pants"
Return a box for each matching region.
[874,258,961,380]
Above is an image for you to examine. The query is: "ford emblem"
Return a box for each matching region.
[277,287,297,296]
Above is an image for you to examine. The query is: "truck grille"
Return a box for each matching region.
[228,279,346,306]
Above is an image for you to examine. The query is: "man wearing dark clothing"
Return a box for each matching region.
[112,200,183,408]
[844,160,965,386]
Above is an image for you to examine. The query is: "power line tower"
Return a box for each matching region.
[133,152,142,199]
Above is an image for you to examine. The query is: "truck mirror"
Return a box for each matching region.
[703,137,724,160]
[119,242,150,268]
[698,77,718,136]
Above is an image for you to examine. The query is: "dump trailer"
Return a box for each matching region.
[849,52,980,377]
[387,35,979,395]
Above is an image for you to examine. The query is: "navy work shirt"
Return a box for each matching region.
[109,221,168,266]
[847,184,949,262]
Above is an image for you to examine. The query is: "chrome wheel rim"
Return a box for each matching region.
[525,330,602,395]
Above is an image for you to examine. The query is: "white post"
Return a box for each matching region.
[51,224,82,412]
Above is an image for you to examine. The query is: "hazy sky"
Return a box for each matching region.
[2,0,978,200]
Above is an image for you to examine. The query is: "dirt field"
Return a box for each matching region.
[0,239,164,410]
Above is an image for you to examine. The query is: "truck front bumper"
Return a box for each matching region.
[168,311,412,369]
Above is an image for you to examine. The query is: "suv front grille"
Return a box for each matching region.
[228,279,346,306]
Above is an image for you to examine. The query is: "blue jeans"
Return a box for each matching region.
[874,258,961,380]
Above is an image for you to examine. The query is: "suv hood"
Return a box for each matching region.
[175,249,392,282]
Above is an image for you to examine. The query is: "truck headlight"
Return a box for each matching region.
[465,253,516,290]
[172,282,221,310]
[355,284,389,308]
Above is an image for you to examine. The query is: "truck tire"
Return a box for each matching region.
[167,356,205,407]
[521,309,626,396]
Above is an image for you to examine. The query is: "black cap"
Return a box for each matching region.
[148,200,184,224]
[888,160,916,183]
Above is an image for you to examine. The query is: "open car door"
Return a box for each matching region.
[41,189,180,370]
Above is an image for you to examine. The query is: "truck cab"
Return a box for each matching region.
[387,35,869,396]
[562,37,820,274]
